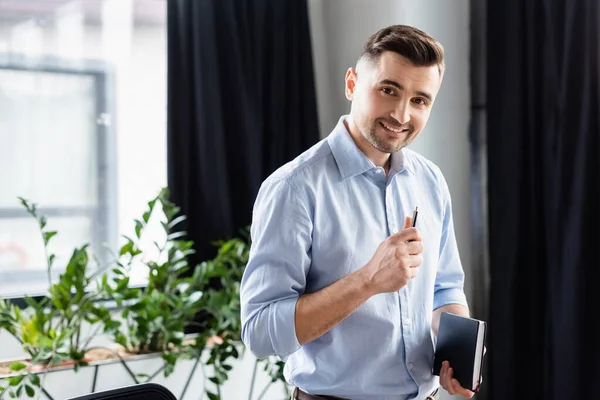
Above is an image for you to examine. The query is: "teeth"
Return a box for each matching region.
[382,122,403,133]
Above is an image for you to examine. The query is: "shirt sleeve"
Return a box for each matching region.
[240,176,312,359]
[433,174,469,311]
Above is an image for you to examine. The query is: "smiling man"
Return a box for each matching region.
[240,25,473,400]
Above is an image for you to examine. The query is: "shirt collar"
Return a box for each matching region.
[327,115,414,180]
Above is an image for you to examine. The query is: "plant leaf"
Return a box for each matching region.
[9,362,27,371]
[166,231,186,241]
[134,219,144,239]
[8,375,23,386]
[119,241,134,256]
[207,392,219,400]
[43,231,57,245]
[167,215,187,229]
[28,374,40,386]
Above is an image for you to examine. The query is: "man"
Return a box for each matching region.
[240,25,474,399]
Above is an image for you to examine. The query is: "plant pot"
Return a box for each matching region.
[28,357,93,374]
[0,351,201,400]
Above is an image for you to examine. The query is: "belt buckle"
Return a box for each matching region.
[425,388,439,400]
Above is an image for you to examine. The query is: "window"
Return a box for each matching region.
[0,0,167,297]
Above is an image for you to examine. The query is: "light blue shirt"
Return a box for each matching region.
[240,116,468,399]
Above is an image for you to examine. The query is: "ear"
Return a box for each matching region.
[345,67,357,101]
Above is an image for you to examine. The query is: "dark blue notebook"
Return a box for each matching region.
[432,312,487,392]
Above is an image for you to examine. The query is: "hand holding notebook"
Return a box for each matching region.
[433,312,487,396]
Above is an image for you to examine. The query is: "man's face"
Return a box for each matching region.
[345,52,442,154]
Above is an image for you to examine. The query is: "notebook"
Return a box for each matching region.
[432,312,487,392]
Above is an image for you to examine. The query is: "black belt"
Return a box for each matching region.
[293,387,439,400]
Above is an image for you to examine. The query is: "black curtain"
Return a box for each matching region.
[166,0,320,265]
[487,0,599,399]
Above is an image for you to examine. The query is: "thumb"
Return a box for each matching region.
[403,216,412,229]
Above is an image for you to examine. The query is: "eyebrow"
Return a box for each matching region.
[379,79,433,102]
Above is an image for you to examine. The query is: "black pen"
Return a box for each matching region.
[412,207,418,227]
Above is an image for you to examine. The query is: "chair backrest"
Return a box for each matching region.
[65,382,177,400]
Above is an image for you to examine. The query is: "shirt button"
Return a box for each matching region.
[392,228,399,234]
[408,362,413,370]
[404,318,412,326]
[376,168,383,173]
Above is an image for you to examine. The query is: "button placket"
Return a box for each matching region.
[385,185,398,235]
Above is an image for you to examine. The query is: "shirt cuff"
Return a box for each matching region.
[270,297,301,357]
[433,288,468,311]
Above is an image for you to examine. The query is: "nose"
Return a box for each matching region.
[392,101,410,125]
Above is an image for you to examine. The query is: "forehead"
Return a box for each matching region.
[367,52,441,93]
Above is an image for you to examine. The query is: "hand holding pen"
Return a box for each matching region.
[361,206,423,294]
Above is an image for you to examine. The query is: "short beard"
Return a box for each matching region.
[365,119,414,153]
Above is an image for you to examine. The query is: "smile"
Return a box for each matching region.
[380,121,408,134]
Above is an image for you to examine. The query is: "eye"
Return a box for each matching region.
[412,97,428,106]
[381,87,396,96]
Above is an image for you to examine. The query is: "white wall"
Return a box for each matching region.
[308,1,471,399]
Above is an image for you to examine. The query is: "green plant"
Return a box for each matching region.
[0,199,113,398]
[197,232,287,400]
[195,234,249,399]
[106,188,287,399]
[103,188,207,377]
[0,190,288,399]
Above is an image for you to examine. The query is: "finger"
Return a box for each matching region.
[440,361,451,392]
[451,379,474,398]
[406,241,424,255]
[408,263,421,279]
[439,361,446,389]
[444,362,453,392]
[392,227,422,243]
[450,377,474,398]
[408,254,423,269]
[403,216,412,229]
[446,366,457,395]
[405,256,423,279]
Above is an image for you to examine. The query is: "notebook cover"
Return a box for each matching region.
[432,312,484,391]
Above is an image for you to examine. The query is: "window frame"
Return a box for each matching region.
[0,55,117,299]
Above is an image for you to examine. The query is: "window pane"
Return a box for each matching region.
[0,0,167,297]
[0,69,98,208]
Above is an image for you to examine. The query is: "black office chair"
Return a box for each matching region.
[65,382,177,400]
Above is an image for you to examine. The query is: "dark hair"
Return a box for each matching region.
[360,25,444,77]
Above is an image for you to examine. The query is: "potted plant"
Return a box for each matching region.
[0,198,115,398]
[0,189,288,399]
[104,188,287,399]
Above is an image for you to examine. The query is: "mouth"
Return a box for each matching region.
[380,121,409,135]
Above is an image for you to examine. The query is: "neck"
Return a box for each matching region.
[345,116,391,172]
